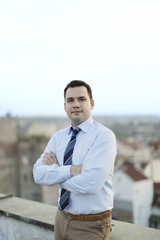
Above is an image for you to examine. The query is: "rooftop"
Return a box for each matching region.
[0,194,159,240]
[124,166,148,181]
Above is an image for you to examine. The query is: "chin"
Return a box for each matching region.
[72,118,83,126]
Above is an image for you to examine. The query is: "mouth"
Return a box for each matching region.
[72,111,82,114]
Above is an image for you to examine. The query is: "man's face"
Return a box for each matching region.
[64,86,94,126]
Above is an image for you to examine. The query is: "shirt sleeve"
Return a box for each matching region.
[33,132,71,186]
[60,130,117,194]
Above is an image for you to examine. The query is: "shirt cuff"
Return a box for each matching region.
[61,165,71,179]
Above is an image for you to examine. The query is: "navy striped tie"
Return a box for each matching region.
[59,127,81,210]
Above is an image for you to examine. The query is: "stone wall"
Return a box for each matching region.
[0,142,19,196]
[0,118,17,143]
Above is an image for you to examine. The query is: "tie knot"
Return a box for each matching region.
[71,127,81,136]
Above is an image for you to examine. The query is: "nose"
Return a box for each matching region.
[73,99,80,108]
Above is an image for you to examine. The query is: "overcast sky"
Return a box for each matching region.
[0,0,160,117]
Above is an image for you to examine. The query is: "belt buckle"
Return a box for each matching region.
[67,212,73,220]
[63,211,72,219]
[67,214,72,220]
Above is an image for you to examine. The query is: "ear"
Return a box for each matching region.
[91,99,94,110]
[64,102,66,112]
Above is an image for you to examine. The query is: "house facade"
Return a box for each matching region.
[113,164,153,227]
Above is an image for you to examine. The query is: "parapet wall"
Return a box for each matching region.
[0,195,159,240]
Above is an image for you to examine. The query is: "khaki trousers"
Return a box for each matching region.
[54,208,112,240]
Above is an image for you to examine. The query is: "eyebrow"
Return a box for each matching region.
[66,96,87,101]
[66,97,74,101]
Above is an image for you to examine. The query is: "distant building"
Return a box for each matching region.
[141,159,160,183]
[0,117,17,143]
[0,117,59,206]
[113,164,153,227]
[117,139,152,163]
[41,185,59,206]
[150,183,160,229]
[0,117,19,196]
[26,122,57,138]
[18,140,45,201]
[18,138,58,205]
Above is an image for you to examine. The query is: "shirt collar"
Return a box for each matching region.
[68,117,93,134]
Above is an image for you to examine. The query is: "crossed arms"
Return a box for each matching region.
[33,130,116,195]
[42,151,82,176]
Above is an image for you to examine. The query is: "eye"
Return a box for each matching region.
[79,97,86,101]
[67,98,74,102]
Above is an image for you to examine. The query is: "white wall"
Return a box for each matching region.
[133,179,153,227]
[0,215,54,240]
[113,169,154,227]
[113,170,133,201]
[144,159,160,182]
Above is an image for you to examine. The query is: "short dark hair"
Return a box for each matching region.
[64,80,93,100]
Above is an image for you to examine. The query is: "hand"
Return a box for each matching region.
[70,164,82,176]
[42,151,59,166]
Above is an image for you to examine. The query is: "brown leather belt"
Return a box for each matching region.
[63,209,112,221]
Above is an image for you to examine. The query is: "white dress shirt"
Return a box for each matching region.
[33,117,117,214]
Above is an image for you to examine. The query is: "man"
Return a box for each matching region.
[33,80,117,240]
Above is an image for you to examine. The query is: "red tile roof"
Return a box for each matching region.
[124,166,148,182]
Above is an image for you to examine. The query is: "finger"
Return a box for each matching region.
[43,152,58,165]
[46,152,57,163]
[45,152,52,159]
[50,151,56,159]
[43,156,52,165]
[50,151,55,156]
[44,153,54,165]
[42,159,48,165]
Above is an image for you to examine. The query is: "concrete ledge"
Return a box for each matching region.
[0,194,160,240]
[0,194,57,231]
[110,220,160,240]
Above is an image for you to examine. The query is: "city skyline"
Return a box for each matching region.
[0,0,160,117]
